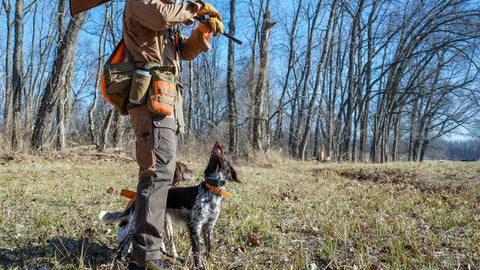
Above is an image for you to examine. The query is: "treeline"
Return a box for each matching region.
[1,0,479,162]
[442,139,480,161]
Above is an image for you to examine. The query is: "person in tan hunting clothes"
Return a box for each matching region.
[123,0,223,269]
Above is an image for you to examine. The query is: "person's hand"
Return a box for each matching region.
[198,17,224,37]
[196,0,222,21]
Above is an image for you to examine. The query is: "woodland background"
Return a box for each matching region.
[1,0,480,162]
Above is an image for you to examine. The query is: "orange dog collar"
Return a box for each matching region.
[205,183,232,197]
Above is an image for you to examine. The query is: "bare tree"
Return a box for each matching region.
[372,0,480,162]
[227,0,239,152]
[408,48,480,161]
[246,0,264,144]
[11,0,24,150]
[55,0,68,149]
[252,0,275,150]
[2,0,13,133]
[88,3,112,148]
[358,0,382,162]
[273,0,302,146]
[31,11,87,150]
[298,0,338,160]
[289,0,324,158]
[341,0,365,161]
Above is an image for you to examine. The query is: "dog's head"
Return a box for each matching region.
[173,162,195,186]
[204,141,239,184]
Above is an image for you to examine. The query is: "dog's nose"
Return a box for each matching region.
[210,145,223,156]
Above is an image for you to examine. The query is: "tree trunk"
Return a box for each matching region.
[98,108,113,151]
[2,0,13,133]
[11,0,24,150]
[298,0,337,160]
[226,0,238,153]
[288,80,300,157]
[289,0,323,158]
[31,11,87,150]
[112,110,122,148]
[360,0,378,162]
[342,0,365,161]
[323,12,343,161]
[313,106,321,158]
[352,13,365,162]
[55,0,68,150]
[56,93,67,150]
[246,0,264,147]
[252,4,275,150]
[274,0,302,145]
[89,5,111,148]
[391,113,400,161]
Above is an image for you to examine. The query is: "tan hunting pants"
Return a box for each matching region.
[128,104,177,262]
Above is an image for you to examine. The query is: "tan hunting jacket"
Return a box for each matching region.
[123,0,211,77]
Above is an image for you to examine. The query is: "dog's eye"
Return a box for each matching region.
[119,220,128,227]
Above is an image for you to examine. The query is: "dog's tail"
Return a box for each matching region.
[99,209,130,224]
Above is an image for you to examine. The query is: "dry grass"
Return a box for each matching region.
[0,152,479,269]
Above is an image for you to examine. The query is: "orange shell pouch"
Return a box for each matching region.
[152,79,176,115]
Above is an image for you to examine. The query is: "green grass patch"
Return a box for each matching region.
[0,155,479,269]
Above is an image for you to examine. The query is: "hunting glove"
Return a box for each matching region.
[196,0,222,21]
[198,17,224,37]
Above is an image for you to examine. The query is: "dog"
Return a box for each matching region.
[173,161,196,186]
[100,142,238,269]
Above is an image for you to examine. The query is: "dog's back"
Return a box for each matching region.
[167,185,198,209]
[166,185,199,224]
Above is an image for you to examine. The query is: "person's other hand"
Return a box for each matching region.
[198,17,224,37]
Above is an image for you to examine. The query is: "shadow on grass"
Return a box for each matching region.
[0,236,116,269]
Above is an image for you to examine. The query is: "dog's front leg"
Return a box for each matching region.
[204,207,220,259]
[189,223,203,269]
[116,224,134,261]
[203,221,215,258]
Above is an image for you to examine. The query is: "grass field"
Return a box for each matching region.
[0,151,479,269]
